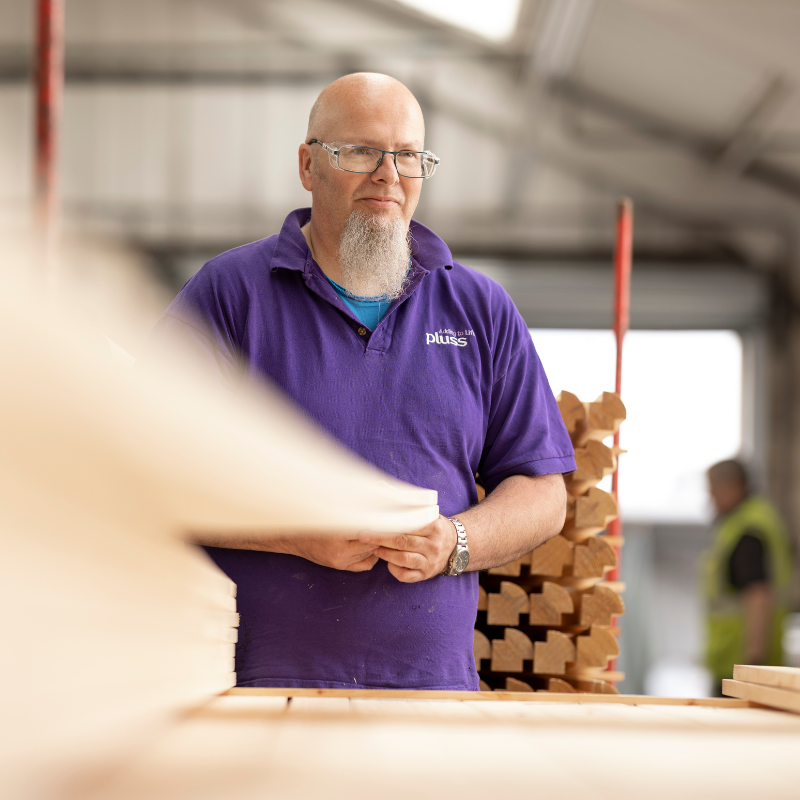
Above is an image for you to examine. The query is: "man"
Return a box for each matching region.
[147,73,575,690]
[703,459,792,686]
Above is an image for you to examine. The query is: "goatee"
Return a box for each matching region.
[337,211,411,300]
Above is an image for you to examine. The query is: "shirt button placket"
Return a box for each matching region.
[357,326,368,337]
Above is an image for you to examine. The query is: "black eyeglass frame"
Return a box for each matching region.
[308,139,440,179]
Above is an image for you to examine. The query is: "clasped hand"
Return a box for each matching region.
[289,516,457,582]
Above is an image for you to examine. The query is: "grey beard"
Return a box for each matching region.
[337,211,411,300]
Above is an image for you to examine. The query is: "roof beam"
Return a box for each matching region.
[716,75,792,173]
[552,78,800,204]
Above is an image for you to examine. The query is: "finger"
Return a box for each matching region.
[359,532,431,552]
[375,547,427,571]
[346,555,379,572]
[362,534,436,558]
[387,563,426,583]
[342,541,380,559]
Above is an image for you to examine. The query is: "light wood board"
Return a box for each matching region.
[83,693,800,800]
[733,665,800,693]
[723,679,800,714]
[226,686,751,707]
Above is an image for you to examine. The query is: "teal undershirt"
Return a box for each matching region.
[325,276,392,331]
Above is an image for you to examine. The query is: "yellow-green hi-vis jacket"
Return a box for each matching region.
[701,496,792,682]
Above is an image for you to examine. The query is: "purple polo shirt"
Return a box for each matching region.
[148,208,575,690]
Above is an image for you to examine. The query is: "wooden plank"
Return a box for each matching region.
[601,536,624,548]
[224,686,753,707]
[84,697,800,800]
[556,390,585,435]
[473,629,491,668]
[505,677,534,692]
[287,697,352,715]
[570,678,620,695]
[544,678,577,693]
[565,443,617,499]
[574,391,626,446]
[533,630,576,675]
[723,679,800,714]
[562,487,618,540]
[486,581,529,626]
[491,628,535,672]
[349,698,485,722]
[578,586,625,627]
[528,581,574,626]
[194,695,289,718]
[564,669,625,682]
[733,665,800,693]
[572,627,620,669]
[529,535,573,577]
[477,585,487,611]
[572,536,617,578]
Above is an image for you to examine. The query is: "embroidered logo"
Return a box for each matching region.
[425,327,474,347]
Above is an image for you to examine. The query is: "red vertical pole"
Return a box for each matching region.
[607,198,632,682]
[609,197,633,548]
[34,0,65,287]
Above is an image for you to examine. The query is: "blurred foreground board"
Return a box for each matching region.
[0,281,438,799]
[86,690,800,800]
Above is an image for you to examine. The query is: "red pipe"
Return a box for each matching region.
[34,0,65,283]
[607,198,632,683]
[609,197,633,551]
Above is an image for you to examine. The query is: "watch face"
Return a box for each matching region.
[454,550,470,573]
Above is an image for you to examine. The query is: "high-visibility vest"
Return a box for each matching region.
[701,496,792,681]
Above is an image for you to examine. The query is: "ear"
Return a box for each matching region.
[298,143,314,192]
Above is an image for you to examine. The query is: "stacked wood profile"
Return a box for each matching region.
[474,390,626,694]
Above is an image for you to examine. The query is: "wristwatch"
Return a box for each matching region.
[443,517,470,576]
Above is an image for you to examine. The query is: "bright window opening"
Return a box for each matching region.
[396,0,522,42]
[530,329,743,523]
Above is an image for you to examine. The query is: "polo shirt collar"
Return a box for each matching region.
[269,207,454,274]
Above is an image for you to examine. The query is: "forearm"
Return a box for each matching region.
[191,530,380,572]
[742,582,773,663]
[459,473,567,572]
[191,531,297,553]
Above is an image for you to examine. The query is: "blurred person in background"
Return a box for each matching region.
[703,459,793,688]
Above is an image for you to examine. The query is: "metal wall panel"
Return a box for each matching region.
[464,259,769,330]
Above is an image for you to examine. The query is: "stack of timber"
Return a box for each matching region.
[475,390,626,695]
[723,665,800,714]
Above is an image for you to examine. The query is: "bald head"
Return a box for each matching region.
[307,73,425,146]
[297,72,427,279]
[708,459,749,491]
[708,459,749,516]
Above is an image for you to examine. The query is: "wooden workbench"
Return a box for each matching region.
[84,688,800,800]
[3,269,798,799]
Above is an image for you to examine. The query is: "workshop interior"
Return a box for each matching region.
[2,1,800,798]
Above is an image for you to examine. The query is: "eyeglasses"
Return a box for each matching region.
[308,139,440,179]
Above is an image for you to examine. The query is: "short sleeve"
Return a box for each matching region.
[478,332,576,494]
[728,532,769,590]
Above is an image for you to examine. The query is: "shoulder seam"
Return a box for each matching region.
[491,341,528,390]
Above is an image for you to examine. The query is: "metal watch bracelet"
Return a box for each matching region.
[444,516,469,575]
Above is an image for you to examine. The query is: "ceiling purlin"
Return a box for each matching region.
[6,0,797,266]
[552,78,800,205]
